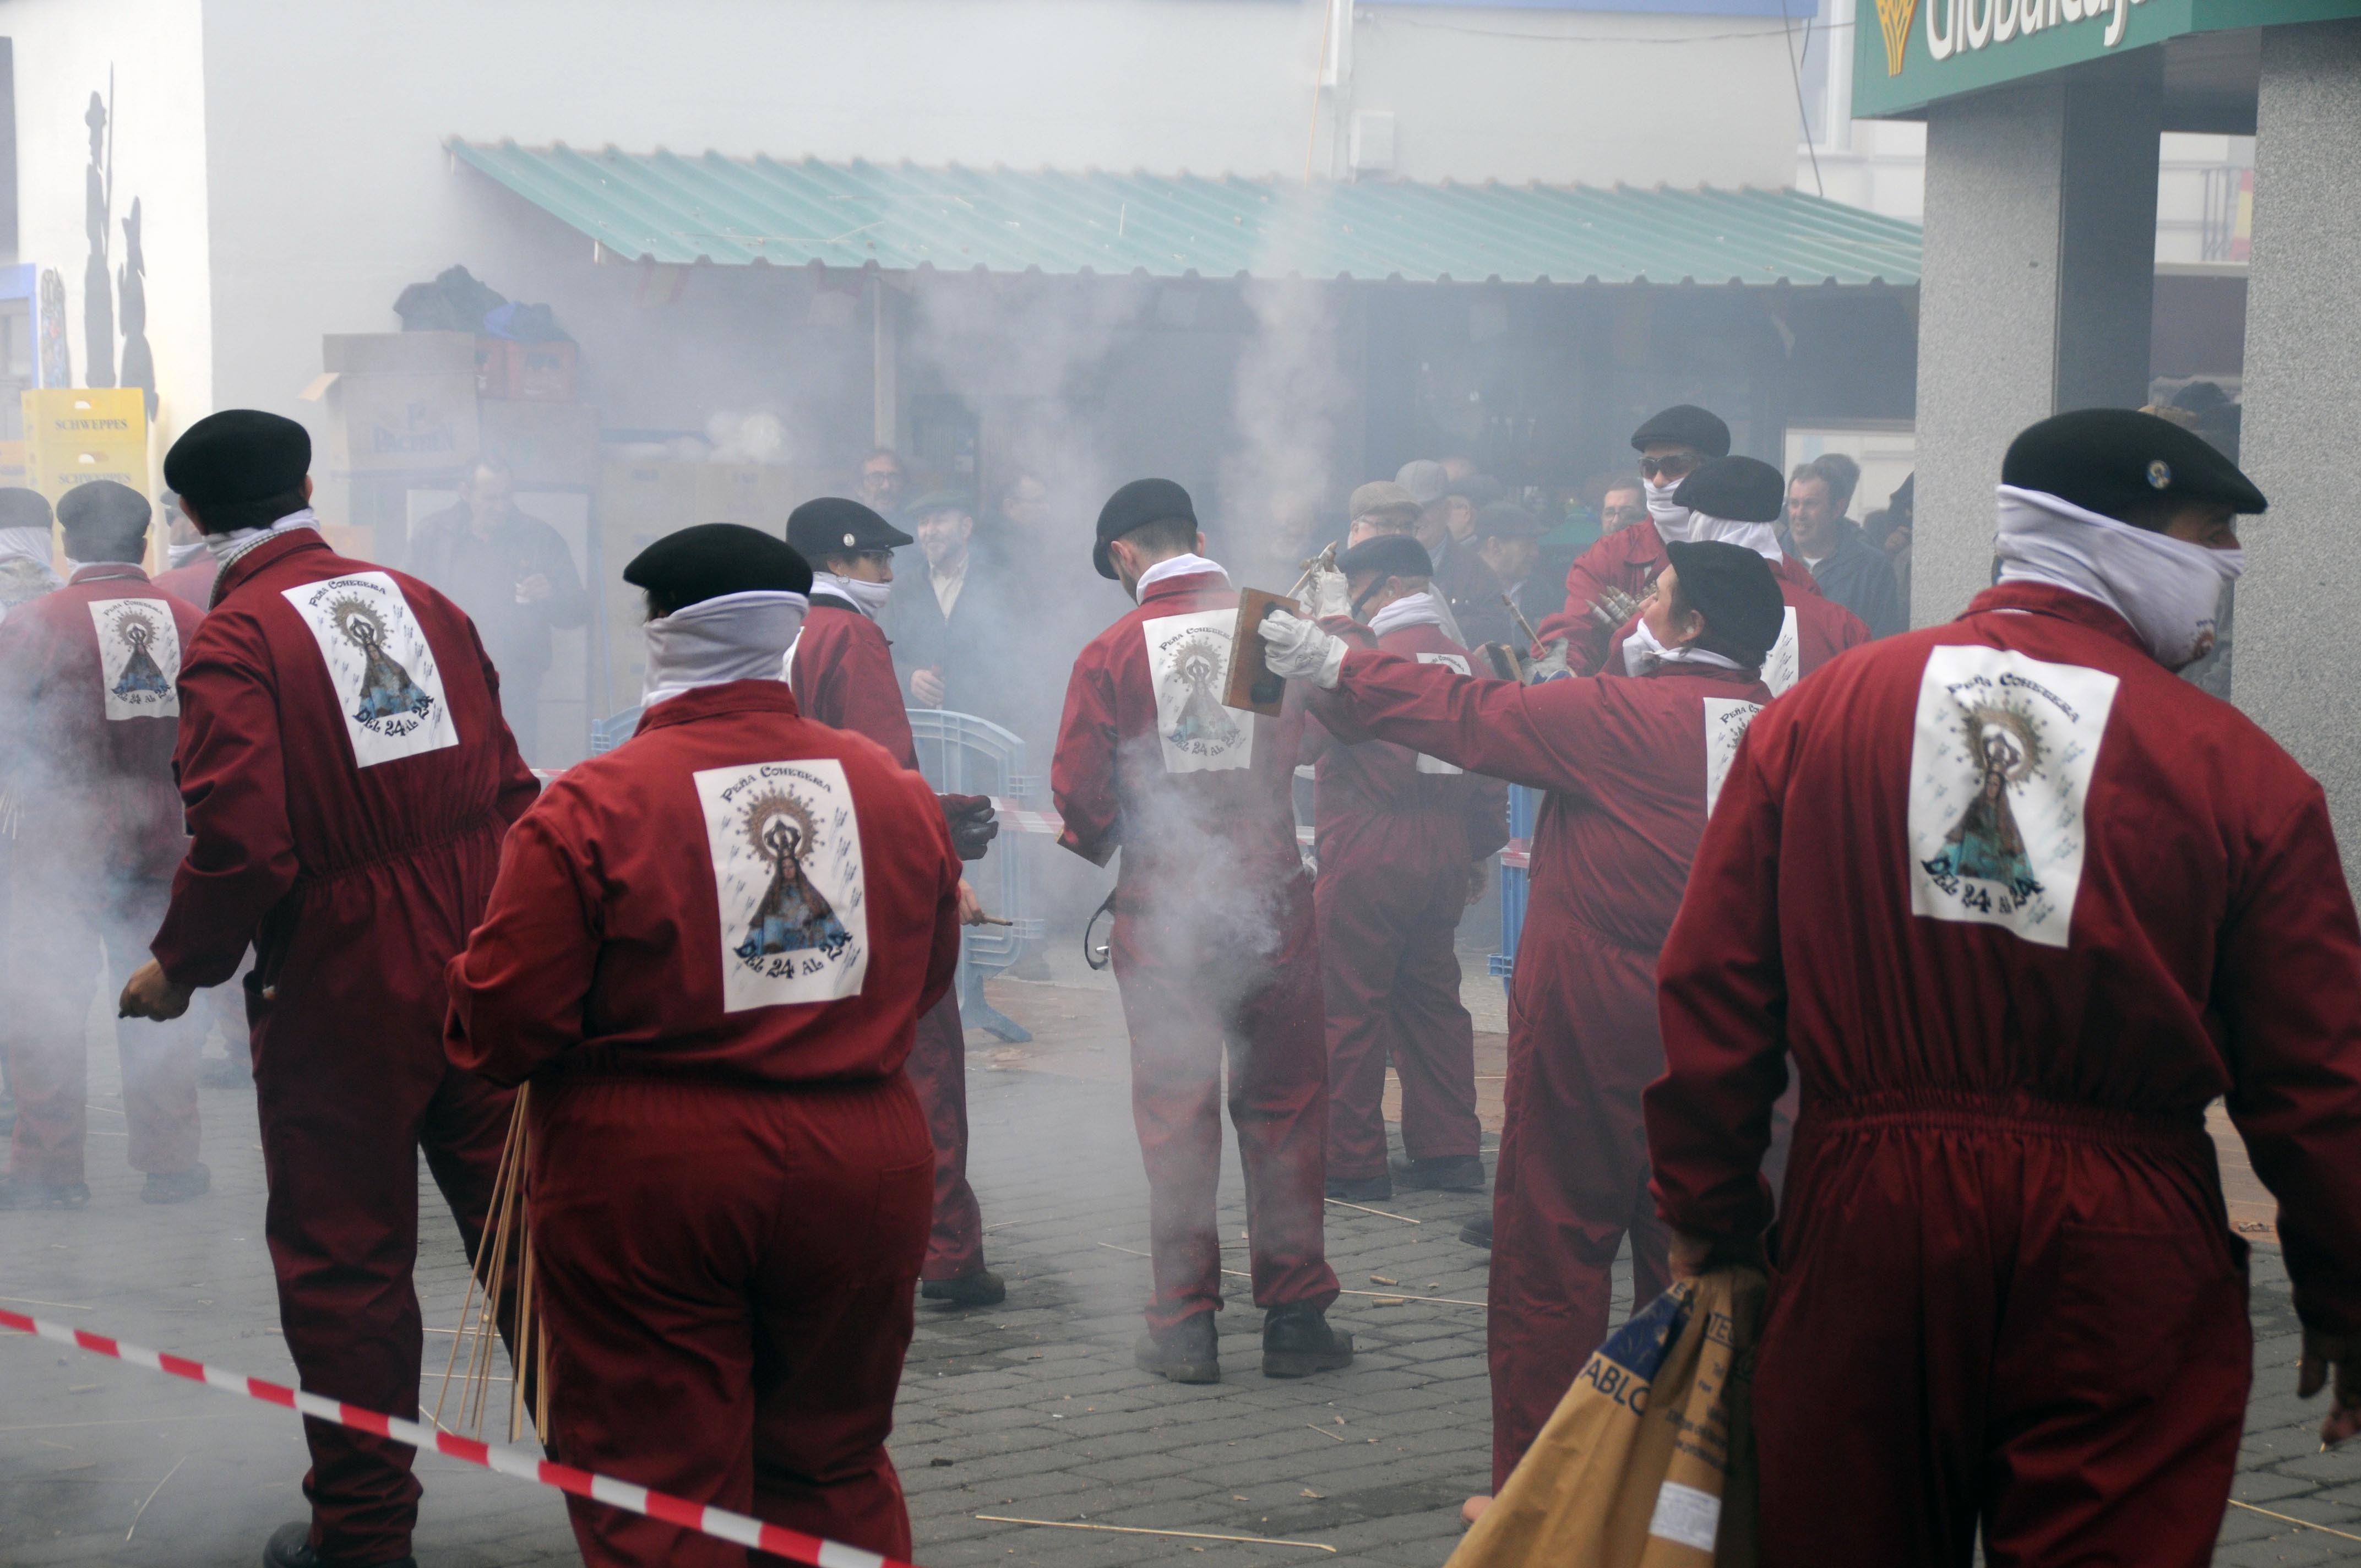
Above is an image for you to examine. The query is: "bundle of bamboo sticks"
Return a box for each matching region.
[433,1084,549,1446]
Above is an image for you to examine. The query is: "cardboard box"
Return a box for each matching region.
[477,337,578,402]
[22,388,147,502]
[476,399,600,486]
[324,331,477,377]
[311,373,479,474]
[597,459,699,530]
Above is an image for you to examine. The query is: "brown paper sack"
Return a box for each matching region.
[1448,1268,1766,1568]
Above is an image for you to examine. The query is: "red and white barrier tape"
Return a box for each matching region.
[1499,837,1530,872]
[0,1308,906,1568]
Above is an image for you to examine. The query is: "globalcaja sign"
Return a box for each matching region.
[1854,0,2361,117]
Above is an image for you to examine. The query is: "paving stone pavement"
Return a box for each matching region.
[3,976,2358,1566]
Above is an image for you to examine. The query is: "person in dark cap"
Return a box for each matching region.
[1302,533,1505,1206]
[448,523,962,1567]
[0,487,61,624]
[884,487,1019,733]
[1647,407,2361,1567]
[0,480,209,1210]
[1452,502,1549,650]
[1258,537,1781,1511]
[786,496,1003,1310]
[1054,477,1352,1385]
[117,408,539,1568]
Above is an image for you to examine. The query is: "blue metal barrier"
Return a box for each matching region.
[907,709,1043,1044]
[1488,784,1538,992]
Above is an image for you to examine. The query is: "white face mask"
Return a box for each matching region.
[1687,509,1784,562]
[1622,614,1744,678]
[641,590,810,707]
[813,570,893,620]
[1992,486,2243,670]
[1645,479,1695,544]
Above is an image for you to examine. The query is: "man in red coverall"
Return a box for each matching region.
[118,410,538,1568]
[1532,406,1868,691]
[1305,533,1504,1204]
[1260,524,1786,1501]
[448,524,962,1567]
[785,496,1003,1308]
[1054,478,1351,1384]
[1647,409,2361,1568]
[151,491,219,609]
[0,481,207,1208]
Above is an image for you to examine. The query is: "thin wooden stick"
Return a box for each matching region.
[510,1229,533,1445]
[1322,1197,1421,1225]
[977,1516,1335,1553]
[535,1295,551,1445]
[470,1111,527,1434]
[434,1097,525,1429]
[2227,1499,2361,1544]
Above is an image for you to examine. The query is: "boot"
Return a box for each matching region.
[921,1267,1006,1308]
[1460,1213,1493,1249]
[263,1521,417,1568]
[1262,1303,1354,1378]
[142,1163,211,1205]
[1391,1153,1487,1192]
[0,1174,90,1210]
[1134,1312,1220,1385]
[1325,1172,1393,1202]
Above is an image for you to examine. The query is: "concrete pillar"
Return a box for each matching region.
[2235,19,2361,884]
[1908,56,2163,627]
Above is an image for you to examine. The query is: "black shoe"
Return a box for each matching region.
[142,1164,211,1205]
[1262,1303,1354,1378]
[1134,1313,1220,1385]
[0,1175,90,1210]
[1461,1213,1493,1249]
[263,1521,418,1568]
[921,1268,1006,1308]
[1325,1173,1394,1202]
[199,1054,254,1090]
[1391,1153,1487,1192]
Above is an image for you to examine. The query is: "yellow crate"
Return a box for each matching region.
[24,389,148,503]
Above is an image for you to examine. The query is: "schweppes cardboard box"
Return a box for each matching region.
[23,389,148,503]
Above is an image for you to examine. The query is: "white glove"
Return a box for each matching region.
[1303,567,1352,622]
[1525,640,1573,685]
[1257,607,1348,689]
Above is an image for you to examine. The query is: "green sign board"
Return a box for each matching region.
[1854,0,2361,117]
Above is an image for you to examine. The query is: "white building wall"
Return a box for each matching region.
[185,0,1802,426]
[4,0,213,456]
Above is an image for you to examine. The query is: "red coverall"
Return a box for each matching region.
[151,556,219,609]
[791,594,988,1284]
[149,529,538,1562]
[1309,645,1770,1490]
[1646,581,2361,1567]
[1535,524,1869,685]
[1304,613,1505,1181]
[448,679,961,1567]
[1053,566,1341,1333]
[0,564,206,1184]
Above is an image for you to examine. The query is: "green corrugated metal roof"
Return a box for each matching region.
[450,141,1922,287]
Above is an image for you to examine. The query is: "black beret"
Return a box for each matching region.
[2003,407,2266,525]
[57,480,151,535]
[907,489,976,519]
[1094,478,1197,580]
[1673,456,1785,524]
[0,487,53,530]
[1630,405,1732,458]
[1665,540,1786,667]
[1336,533,1433,582]
[1471,503,1545,540]
[162,410,311,506]
[625,523,813,609]
[786,497,913,559]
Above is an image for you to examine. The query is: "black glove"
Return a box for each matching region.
[940,793,999,862]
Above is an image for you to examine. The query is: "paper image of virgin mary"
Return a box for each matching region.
[109,610,171,700]
[735,791,852,962]
[1925,710,2041,896]
[333,597,432,724]
[1165,633,1241,753]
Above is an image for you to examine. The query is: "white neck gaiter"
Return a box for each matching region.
[205,507,320,570]
[1646,480,1695,544]
[1368,590,1448,639]
[0,527,59,579]
[812,570,892,621]
[642,590,810,709]
[1687,508,1783,562]
[1993,485,2243,669]
[1623,616,1745,678]
[1134,552,1229,600]
[168,538,209,569]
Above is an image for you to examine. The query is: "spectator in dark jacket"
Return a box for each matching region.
[1784,458,1905,639]
[886,489,1024,737]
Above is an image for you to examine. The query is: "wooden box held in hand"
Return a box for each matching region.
[1225,588,1303,717]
